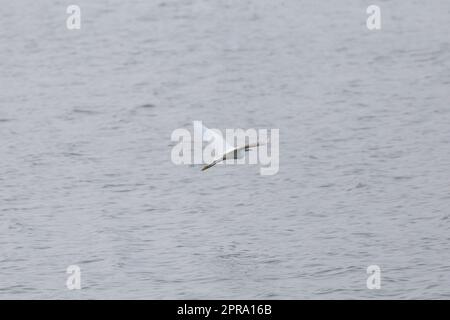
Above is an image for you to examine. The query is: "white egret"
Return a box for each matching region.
[196,123,262,172]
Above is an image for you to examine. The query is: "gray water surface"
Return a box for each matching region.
[1,0,450,299]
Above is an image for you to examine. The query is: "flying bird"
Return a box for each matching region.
[197,123,262,172]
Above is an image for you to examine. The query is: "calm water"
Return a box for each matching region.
[1,0,450,299]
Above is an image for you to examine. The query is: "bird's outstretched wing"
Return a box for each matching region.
[195,122,235,155]
[201,149,233,171]
[201,159,222,171]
